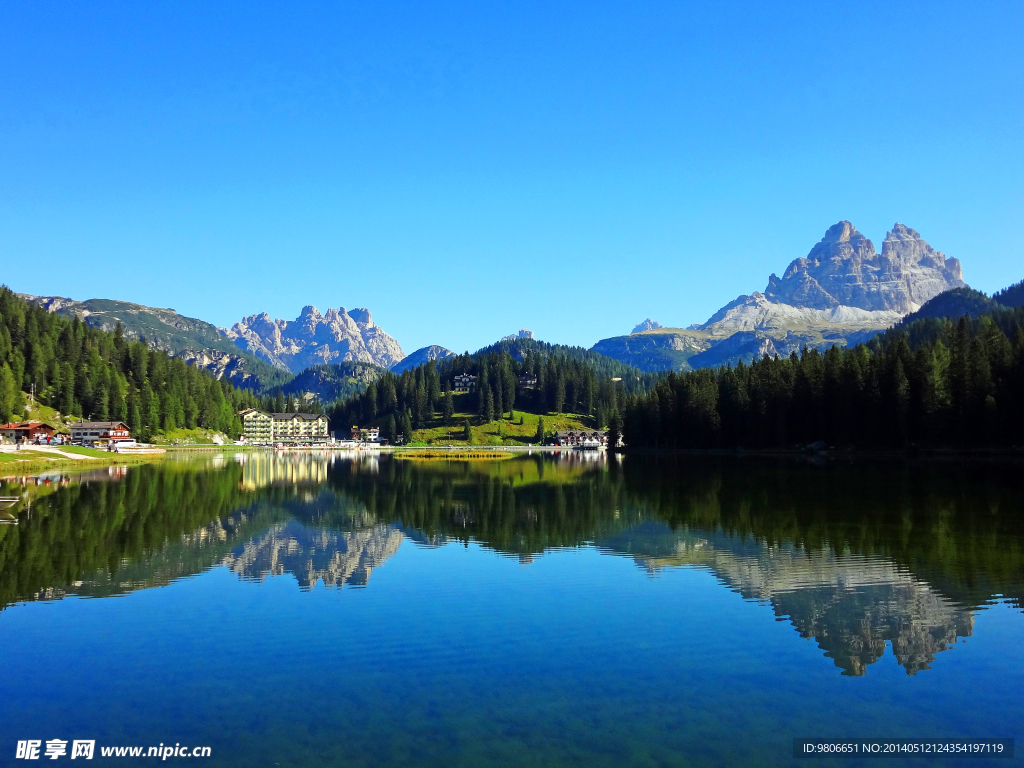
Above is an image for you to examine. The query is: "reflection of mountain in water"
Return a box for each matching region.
[600,521,974,676]
[222,519,404,589]
[4,453,1022,680]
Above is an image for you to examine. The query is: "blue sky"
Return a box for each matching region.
[2,1,1022,354]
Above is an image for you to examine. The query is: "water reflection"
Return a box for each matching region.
[599,522,975,675]
[224,518,403,589]
[1,451,1021,678]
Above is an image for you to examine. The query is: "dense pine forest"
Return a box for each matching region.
[622,308,1024,449]
[327,341,653,442]
[0,287,259,439]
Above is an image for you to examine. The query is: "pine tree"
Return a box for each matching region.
[0,363,14,424]
[414,381,427,428]
[443,389,454,425]
[463,418,473,443]
[535,416,545,444]
[608,411,622,450]
[554,371,565,414]
[402,410,414,445]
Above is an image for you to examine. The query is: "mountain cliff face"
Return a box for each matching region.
[224,306,405,374]
[594,221,967,371]
[19,294,289,388]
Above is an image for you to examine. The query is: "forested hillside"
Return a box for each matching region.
[20,294,292,391]
[328,340,653,442]
[0,287,259,439]
[475,337,649,381]
[993,279,1024,308]
[281,362,383,406]
[622,306,1024,449]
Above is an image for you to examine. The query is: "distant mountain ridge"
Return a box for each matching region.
[281,362,384,404]
[594,221,967,372]
[18,294,290,389]
[390,345,455,373]
[223,305,405,374]
[631,319,663,333]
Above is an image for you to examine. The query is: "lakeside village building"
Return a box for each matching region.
[69,421,135,447]
[350,426,380,443]
[238,409,330,444]
[0,421,59,444]
[551,430,611,449]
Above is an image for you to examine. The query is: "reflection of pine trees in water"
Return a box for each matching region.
[0,462,257,608]
[323,454,1022,675]
[2,453,1022,677]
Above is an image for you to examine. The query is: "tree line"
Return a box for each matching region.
[622,308,1024,449]
[0,287,260,439]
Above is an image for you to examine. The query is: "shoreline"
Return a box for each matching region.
[610,446,1024,462]
[0,446,167,476]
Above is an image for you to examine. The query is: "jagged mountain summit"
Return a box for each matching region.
[632,319,663,333]
[223,306,405,374]
[390,345,455,373]
[764,221,963,312]
[593,221,967,372]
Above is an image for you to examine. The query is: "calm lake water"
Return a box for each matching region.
[1,452,1022,766]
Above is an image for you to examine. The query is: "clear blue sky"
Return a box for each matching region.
[2,1,1022,355]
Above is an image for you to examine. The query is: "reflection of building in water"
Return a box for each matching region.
[222,519,403,589]
[599,522,975,677]
[550,449,606,464]
[238,453,330,490]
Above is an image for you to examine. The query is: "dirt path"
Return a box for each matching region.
[0,446,97,461]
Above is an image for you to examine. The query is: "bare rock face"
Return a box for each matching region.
[224,305,405,373]
[765,221,964,313]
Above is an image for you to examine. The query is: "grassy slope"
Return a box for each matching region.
[148,427,230,445]
[18,399,67,427]
[409,409,593,446]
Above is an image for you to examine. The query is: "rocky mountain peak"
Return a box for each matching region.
[224,305,404,373]
[632,319,664,333]
[765,220,964,313]
[821,219,862,244]
[348,308,373,326]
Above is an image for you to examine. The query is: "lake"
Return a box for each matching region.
[1,452,1022,766]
